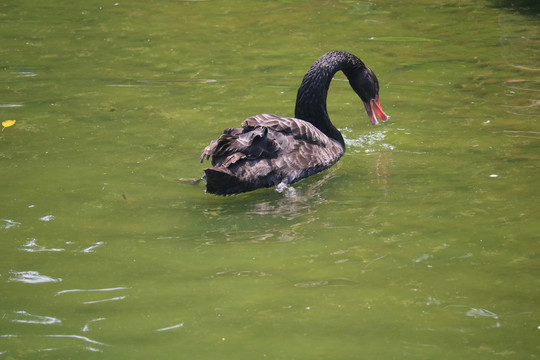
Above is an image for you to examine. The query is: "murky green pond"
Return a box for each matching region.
[1,0,539,358]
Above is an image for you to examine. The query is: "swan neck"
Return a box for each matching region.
[294,52,363,147]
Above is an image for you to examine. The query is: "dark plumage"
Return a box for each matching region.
[200,51,388,195]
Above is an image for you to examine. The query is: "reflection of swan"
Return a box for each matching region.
[247,162,343,220]
[201,51,388,195]
[199,164,342,245]
[199,147,393,245]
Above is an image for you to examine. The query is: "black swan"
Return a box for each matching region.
[200,51,388,195]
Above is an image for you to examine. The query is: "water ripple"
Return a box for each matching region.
[1,219,21,230]
[81,318,105,332]
[39,215,55,222]
[82,296,127,305]
[21,238,64,252]
[78,241,104,253]
[466,308,499,319]
[10,311,61,325]
[156,323,184,332]
[294,278,356,287]
[342,129,395,153]
[43,334,105,346]
[9,271,62,284]
[55,287,129,305]
[55,287,129,296]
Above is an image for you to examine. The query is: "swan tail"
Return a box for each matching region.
[203,167,265,195]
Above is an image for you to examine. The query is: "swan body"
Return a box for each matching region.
[200,51,388,195]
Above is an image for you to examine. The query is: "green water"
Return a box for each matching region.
[1,0,539,358]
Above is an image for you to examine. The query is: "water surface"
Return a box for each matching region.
[1,0,539,358]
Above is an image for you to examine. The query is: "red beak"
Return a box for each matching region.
[363,96,389,125]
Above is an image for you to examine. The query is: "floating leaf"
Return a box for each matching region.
[2,120,16,131]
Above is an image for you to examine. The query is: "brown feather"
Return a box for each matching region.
[201,114,343,195]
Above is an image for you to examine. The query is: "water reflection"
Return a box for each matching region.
[246,163,341,220]
[200,144,393,247]
[199,163,342,245]
[197,128,392,231]
[198,127,394,246]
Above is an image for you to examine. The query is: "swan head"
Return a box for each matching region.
[349,67,389,125]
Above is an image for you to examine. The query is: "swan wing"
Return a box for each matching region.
[200,114,343,194]
[200,123,282,166]
[242,114,331,146]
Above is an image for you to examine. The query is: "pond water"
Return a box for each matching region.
[1,0,539,358]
